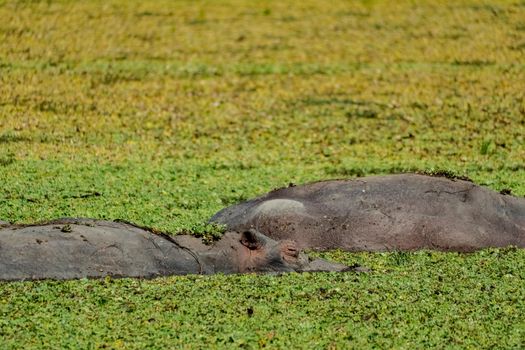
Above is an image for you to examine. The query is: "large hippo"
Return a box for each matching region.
[0,218,351,281]
[210,174,525,252]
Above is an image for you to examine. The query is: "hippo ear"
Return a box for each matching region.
[240,229,263,250]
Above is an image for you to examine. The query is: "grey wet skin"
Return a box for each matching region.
[210,174,525,252]
[0,218,350,281]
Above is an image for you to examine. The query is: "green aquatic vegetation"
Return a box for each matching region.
[1,249,524,349]
[0,0,524,348]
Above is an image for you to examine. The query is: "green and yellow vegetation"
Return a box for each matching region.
[1,0,524,348]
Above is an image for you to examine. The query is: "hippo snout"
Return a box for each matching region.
[299,258,366,273]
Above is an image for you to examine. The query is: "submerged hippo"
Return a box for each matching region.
[211,174,525,252]
[0,218,351,281]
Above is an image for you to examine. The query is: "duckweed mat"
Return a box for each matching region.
[1,0,524,348]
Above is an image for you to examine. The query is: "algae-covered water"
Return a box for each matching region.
[0,0,524,348]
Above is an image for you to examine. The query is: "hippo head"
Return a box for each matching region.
[209,229,351,274]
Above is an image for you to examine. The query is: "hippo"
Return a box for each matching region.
[0,218,352,281]
[210,174,525,252]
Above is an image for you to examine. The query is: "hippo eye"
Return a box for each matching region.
[277,245,301,266]
[281,240,300,260]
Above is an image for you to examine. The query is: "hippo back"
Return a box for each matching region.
[0,219,200,280]
[211,174,525,251]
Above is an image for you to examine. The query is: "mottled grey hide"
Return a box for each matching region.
[211,174,525,252]
[0,218,351,281]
